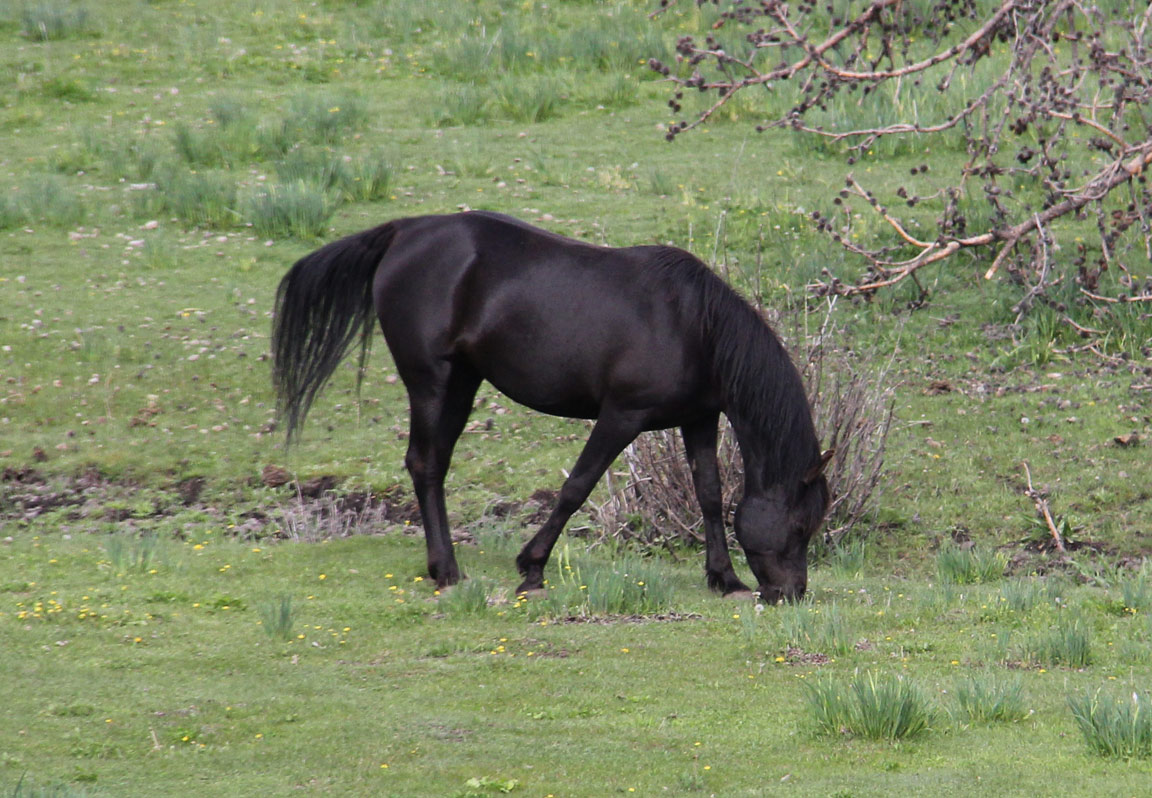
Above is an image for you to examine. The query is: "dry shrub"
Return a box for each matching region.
[594,301,895,549]
[272,492,390,542]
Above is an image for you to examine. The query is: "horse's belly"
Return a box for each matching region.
[479,367,603,420]
[469,344,713,427]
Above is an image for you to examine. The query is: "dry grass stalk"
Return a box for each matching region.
[273,492,389,542]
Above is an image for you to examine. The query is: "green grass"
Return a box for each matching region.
[936,543,1007,585]
[1016,614,1093,669]
[436,577,496,616]
[150,168,238,229]
[998,577,1046,614]
[805,671,935,741]
[244,181,336,240]
[1069,689,1152,759]
[779,600,857,657]
[257,594,296,641]
[20,3,92,41]
[951,674,1029,725]
[1,0,1152,793]
[7,531,1152,795]
[1119,562,1152,613]
[521,546,679,618]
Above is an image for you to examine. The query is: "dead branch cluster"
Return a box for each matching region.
[650,0,1152,311]
[594,301,896,549]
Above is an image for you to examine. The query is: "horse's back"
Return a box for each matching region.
[373,213,719,422]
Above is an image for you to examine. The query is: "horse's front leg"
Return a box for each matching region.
[682,417,752,597]
[515,409,645,594]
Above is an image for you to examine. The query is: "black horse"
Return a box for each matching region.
[272,211,830,601]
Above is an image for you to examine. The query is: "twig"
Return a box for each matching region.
[1022,462,1065,553]
[1080,288,1152,304]
[1062,315,1104,337]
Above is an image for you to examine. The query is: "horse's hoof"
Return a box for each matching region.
[431,571,465,590]
[722,589,758,601]
[514,582,547,599]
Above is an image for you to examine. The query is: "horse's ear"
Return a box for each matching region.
[804,449,834,485]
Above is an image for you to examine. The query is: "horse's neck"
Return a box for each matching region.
[728,402,815,496]
[729,416,775,495]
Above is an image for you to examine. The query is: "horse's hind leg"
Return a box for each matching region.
[682,417,752,596]
[515,408,645,594]
[403,363,482,588]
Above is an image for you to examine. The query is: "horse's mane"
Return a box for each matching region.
[646,248,822,487]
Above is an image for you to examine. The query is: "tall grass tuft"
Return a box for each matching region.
[5,176,87,227]
[0,195,20,230]
[494,76,563,123]
[825,537,868,578]
[173,123,227,167]
[593,74,639,109]
[998,577,1044,614]
[50,133,101,174]
[951,674,1028,724]
[274,148,350,192]
[1069,690,1152,759]
[779,601,856,656]
[645,168,675,197]
[524,546,675,618]
[429,84,490,127]
[252,119,294,160]
[579,556,675,615]
[104,534,160,574]
[1119,561,1152,613]
[275,149,391,202]
[153,170,237,229]
[437,578,492,616]
[1016,614,1092,668]
[340,154,392,202]
[8,773,90,797]
[258,594,296,641]
[286,92,368,144]
[805,671,934,741]
[470,520,523,556]
[936,543,1005,585]
[22,2,91,40]
[244,181,334,239]
[207,95,251,130]
[102,139,167,182]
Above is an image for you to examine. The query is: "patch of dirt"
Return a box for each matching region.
[427,723,472,742]
[783,646,830,666]
[1005,537,1113,579]
[0,465,417,542]
[2,466,43,484]
[550,611,703,625]
[175,477,205,505]
[298,475,337,498]
[1,468,89,521]
[377,485,421,524]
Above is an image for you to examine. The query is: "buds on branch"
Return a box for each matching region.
[649,0,1152,312]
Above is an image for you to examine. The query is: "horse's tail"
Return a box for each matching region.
[272,221,398,443]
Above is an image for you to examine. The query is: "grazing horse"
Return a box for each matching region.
[272,211,830,601]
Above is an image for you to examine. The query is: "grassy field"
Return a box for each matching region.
[2,0,1151,795]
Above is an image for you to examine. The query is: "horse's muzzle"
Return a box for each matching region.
[756,580,807,604]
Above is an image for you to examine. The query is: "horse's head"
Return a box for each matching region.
[734,452,832,603]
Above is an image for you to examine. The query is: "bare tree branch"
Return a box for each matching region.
[649,0,1152,312]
